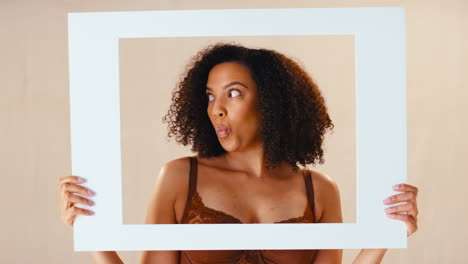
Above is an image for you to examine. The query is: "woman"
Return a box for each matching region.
[58,43,419,264]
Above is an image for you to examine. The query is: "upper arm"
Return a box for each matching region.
[311,171,343,264]
[140,157,190,264]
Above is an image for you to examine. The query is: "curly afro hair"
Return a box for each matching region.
[162,42,334,171]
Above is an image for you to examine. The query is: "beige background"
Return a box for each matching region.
[1,0,466,263]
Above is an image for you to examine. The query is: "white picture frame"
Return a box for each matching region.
[68,7,407,251]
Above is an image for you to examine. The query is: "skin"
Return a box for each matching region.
[58,62,419,264]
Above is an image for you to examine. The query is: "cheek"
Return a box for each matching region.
[231,103,260,130]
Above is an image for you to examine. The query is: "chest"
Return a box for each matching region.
[177,167,314,224]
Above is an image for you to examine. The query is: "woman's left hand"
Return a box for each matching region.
[383,183,419,237]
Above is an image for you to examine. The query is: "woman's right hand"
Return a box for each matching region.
[58,177,124,264]
[58,175,96,228]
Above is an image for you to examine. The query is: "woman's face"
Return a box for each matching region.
[205,62,262,153]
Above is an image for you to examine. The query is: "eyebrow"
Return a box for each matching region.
[205,81,248,91]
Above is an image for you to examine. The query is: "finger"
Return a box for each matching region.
[61,182,95,197]
[64,192,95,207]
[58,176,83,211]
[64,207,94,227]
[384,202,418,218]
[386,213,418,237]
[68,205,95,217]
[392,183,418,194]
[58,175,86,186]
[63,192,73,209]
[64,213,76,227]
[383,191,416,205]
[60,192,74,214]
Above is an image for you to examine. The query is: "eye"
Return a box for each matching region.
[228,89,241,98]
[206,89,240,102]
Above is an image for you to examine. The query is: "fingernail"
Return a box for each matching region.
[88,211,95,215]
[88,189,95,196]
[77,177,86,183]
[385,207,392,213]
[88,200,94,206]
[383,198,390,204]
[392,184,400,190]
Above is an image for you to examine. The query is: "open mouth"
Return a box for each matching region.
[216,128,230,138]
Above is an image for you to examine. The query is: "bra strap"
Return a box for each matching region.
[181,157,198,223]
[187,156,198,201]
[303,169,316,222]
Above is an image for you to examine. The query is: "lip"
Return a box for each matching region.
[215,125,230,138]
[215,125,229,130]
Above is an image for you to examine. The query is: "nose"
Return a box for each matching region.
[211,100,227,118]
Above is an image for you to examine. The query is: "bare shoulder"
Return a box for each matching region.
[305,168,342,223]
[145,155,194,225]
[307,169,340,194]
[156,156,194,196]
[159,156,192,181]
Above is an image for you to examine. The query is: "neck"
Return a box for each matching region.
[223,141,283,179]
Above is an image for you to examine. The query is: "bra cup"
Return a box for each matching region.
[179,157,318,264]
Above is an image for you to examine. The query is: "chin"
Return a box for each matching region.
[220,141,240,153]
